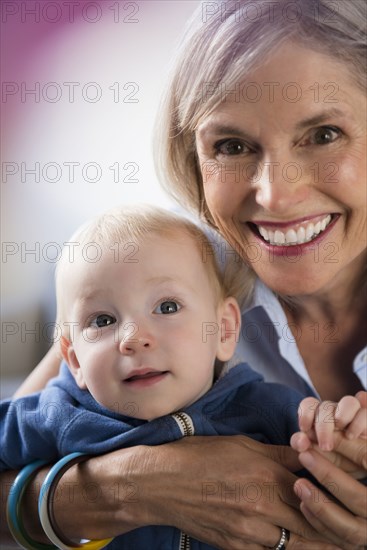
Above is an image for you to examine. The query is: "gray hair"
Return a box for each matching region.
[155,0,366,218]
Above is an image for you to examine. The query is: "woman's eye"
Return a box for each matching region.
[308,126,342,146]
[90,314,116,328]
[214,138,250,156]
[154,301,181,315]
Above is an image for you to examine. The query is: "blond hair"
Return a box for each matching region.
[55,205,252,339]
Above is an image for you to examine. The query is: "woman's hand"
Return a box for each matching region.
[113,435,340,549]
[2,436,341,549]
[292,431,367,550]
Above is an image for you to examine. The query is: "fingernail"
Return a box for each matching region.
[299,482,312,500]
[300,451,314,468]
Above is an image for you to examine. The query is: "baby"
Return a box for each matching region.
[1,206,365,549]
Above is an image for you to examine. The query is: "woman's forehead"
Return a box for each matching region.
[196,43,364,133]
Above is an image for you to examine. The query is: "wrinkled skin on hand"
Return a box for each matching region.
[51,435,347,549]
[130,436,341,549]
[292,430,367,550]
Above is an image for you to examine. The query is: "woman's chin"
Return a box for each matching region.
[253,265,332,298]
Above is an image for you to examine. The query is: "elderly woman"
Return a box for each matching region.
[1,1,366,549]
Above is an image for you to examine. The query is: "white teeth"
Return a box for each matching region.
[258,226,269,240]
[274,230,285,244]
[305,224,314,241]
[256,214,332,246]
[285,229,297,244]
[297,226,305,244]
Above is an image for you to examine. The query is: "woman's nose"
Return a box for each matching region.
[253,159,310,213]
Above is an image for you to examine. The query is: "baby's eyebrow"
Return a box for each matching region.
[146,275,197,294]
[74,289,104,306]
[80,291,100,300]
[146,276,176,284]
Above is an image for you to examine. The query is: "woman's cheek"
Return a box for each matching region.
[319,140,367,200]
[203,170,244,218]
[203,177,221,214]
[335,159,367,203]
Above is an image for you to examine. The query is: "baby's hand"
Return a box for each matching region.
[294,393,367,452]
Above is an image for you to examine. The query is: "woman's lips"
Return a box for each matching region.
[249,213,337,246]
[246,214,339,256]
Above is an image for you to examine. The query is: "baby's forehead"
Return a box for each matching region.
[66,232,214,294]
[57,231,225,326]
[59,223,220,294]
[64,228,206,272]
[109,227,207,259]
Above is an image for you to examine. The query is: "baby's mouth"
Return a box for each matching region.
[125,370,169,383]
[249,214,336,246]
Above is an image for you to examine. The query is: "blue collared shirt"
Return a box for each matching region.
[235,280,367,396]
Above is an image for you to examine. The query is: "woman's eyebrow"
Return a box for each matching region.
[295,108,348,130]
[196,123,252,139]
[197,108,349,138]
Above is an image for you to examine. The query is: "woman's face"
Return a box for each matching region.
[196,42,366,297]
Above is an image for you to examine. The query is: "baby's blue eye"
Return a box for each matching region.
[155,301,180,314]
[91,314,116,328]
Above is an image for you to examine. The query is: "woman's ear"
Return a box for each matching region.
[60,336,87,389]
[216,297,241,362]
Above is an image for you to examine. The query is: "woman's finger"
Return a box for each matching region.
[332,431,367,469]
[206,523,341,550]
[237,437,302,472]
[141,436,335,547]
[298,449,367,516]
[344,408,367,440]
[355,391,367,409]
[287,532,341,550]
[295,482,367,549]
[299,503,340,545]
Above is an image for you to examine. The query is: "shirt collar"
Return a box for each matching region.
[243,279,319,395]
[244,279,285,340]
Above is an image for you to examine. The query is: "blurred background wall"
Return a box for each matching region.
[1,0,201,397]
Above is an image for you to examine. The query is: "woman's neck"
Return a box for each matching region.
[279,256,366,400]
[281,255,366,325]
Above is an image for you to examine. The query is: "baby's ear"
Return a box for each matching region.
[216,297,241,362]
[60,336,87,389]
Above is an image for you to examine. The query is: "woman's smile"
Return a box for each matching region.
[248,213,335,246]
[197,41,367,296]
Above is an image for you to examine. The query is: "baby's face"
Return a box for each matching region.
[63,233,238,420]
